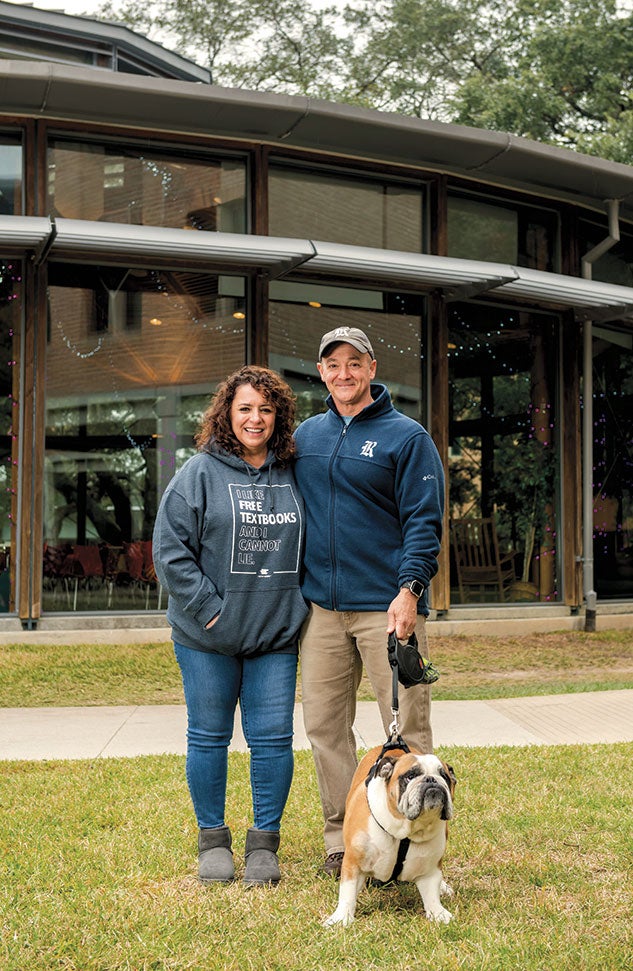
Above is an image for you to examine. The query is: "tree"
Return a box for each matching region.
[92,0,633,163]
[94,0,350,97]
[449,0,633,154]
[342,0,633,156]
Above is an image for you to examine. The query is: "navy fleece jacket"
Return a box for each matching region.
[153,446,308,655]
[293,384,444,615]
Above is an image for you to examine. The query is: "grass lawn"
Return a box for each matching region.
[1,627,632,707]
[1,628,632,968]
[2,746,631,970]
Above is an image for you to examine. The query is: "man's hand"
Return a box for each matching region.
[386,588,419,640]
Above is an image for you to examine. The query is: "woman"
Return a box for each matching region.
[153,366,307,886]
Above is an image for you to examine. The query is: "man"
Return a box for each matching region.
[294,325,445,877]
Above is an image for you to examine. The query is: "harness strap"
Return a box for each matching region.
[390,837,411,882]
[364,789,412,883]
[364,734,410,787]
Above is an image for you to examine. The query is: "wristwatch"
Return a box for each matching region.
[401,579,425,599]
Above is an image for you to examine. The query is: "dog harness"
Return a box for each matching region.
[364,733,412,883]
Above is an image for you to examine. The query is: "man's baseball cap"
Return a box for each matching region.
[318,327,375,360]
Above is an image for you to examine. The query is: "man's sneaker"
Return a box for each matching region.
[323,851,345,878]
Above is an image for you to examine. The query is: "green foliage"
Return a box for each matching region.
[92,0,633,163]
[224,0,353,98]
[451,0,633,154]
[492,420,557,552]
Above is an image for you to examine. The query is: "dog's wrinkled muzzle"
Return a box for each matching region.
[400,778,452,821]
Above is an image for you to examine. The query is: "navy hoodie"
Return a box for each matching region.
[294,383,444,615]
[153,446,308,655]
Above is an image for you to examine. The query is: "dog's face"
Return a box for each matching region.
[374,753,456,822]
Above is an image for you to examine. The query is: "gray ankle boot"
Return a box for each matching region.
[198,826,234,884]
[243,827,281,886]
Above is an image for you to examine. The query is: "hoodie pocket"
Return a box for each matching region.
[202,587,307,655]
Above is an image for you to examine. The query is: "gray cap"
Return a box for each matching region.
[318,327,375,359]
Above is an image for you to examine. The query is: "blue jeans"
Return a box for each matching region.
[174,643,297,831]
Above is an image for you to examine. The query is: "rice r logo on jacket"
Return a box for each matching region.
[360,441,377,458]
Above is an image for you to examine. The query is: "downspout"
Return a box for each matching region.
[580,199,620,632]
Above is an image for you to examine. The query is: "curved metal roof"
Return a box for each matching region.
[1,216,632,324]
[1,59,633,223]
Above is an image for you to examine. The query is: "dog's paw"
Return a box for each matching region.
[426,906,453,924]
[323,909,354,928]
[440,880,454,898]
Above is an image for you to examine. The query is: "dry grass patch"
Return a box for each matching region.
[1,627,632,708]
[360,628,633,700]
[1,745,631,970]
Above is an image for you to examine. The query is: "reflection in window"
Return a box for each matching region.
[47,139,247,232]
[269,165,424,252]
[448,303,559,604]
[592,326,633,599]
[0,136,23,215]
[44,264,246,612]
[579,219,633,287]
[447,192,557,270]
[0,262,20,613]
[269,280,426,422]
[0,33,97,66]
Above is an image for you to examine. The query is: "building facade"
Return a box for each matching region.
[1,2,632,629]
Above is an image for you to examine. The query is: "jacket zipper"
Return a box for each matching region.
[328,420,349,610]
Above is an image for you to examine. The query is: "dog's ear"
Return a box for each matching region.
[441,763,457,789]
[377,757,397,781]
[365,751,401,786]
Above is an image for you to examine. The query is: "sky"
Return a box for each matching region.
[17,0,334,12]
[14,0,98,11]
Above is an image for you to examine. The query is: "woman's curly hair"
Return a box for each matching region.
[195,366,297,466]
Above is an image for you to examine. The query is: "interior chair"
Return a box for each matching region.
[450,517,516,603]
[123,540,161,609]
[59,544,105,610]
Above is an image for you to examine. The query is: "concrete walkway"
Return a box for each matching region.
[1,690,631,760]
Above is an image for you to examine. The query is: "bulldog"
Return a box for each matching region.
[323,745,456,927]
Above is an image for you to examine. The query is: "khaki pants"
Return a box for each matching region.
[300,602,433,855]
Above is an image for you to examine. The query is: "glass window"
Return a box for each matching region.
[0,34,99,66]
[269,280,426,421]
[592,326,633,600]
[579,218,633,287]
[0,260,21,613]
[47,140,247,232]
[448,303,560,604]
[269,164,424,253]
[0,136,23,215]
[43,263,246,612]
[448,192,558,270]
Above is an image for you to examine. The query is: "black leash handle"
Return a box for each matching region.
[387,634,401,735]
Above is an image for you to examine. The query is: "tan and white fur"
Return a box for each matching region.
[324,746,456,927]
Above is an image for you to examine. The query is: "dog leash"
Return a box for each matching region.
[363,634,441,883]
[386,635,411,746]
[365,637,413,785]
[362,646,412,883]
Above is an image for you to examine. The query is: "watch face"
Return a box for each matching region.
[405,580,424,597]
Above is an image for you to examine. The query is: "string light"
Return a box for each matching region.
[56,322,104,359]
[1,258,630,610]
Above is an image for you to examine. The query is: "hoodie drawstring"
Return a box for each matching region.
[246,461,275,512]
